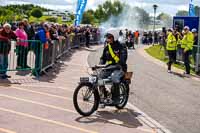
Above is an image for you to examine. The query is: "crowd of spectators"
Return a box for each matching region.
[118,29,140,49]
[0,19,100,79]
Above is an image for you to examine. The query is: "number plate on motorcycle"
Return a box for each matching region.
[80,77,89,82]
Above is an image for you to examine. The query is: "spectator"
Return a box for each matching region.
[23,19,35,40]
[166,29,178,73]
[148,31,153,45]
[142,31,148,45]
[11,22,17,31]
[49,25,59,40]
[85,28,90,48]
[33,23,47,76]
[181,26,194,75]
[159,27,167,55]
[125,29,129,39]
[127,31,135,49]
[15,21,29,69]
[44,24,51,49]
[134,30,139,45]
[118,30,126,45]
[119,30,123,37]
[154,31,159,44]
[28,22,36,40]
[0,23,17,79]
[192,28,198,65]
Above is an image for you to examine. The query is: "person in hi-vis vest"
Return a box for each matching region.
[181,26,194,75]
[166,28,181,73]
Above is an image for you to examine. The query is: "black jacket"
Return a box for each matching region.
[100,41,127,71]
[24,25,35,40]
[194,36,198,46]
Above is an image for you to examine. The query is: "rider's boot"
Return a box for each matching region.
[111,84,120,105]
[99,86,107,108]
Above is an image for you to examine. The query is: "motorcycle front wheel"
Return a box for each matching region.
[73,83,99,116]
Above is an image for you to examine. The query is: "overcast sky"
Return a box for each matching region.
[0,0,200,15]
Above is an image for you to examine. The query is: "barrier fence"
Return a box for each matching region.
[0,33,101,77]
[0,40,42,77]
[195,44,200,72]
[172,44,200,73]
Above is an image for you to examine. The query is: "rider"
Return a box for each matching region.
[99,33,128,104]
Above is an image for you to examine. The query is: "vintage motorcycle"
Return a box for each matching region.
[73,64,133,116]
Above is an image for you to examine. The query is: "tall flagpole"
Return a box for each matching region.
[189,0,195,16]
[75,0,87,26]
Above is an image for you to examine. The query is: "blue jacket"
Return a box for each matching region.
[35,27,47,44]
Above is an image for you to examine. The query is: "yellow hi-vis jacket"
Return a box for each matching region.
[166,32,177,51]
[181,32,194,51]
[106,43,120,65]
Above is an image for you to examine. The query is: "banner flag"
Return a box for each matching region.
[189,0,196,16]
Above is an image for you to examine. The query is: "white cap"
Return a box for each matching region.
[3,23,11,28]
[192,28,197,33]
[44,22,50,27]
[184,26,190,30]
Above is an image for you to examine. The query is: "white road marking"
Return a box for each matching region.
[0,107,97,133]
[127,103,172,133]
[0,128,16,133]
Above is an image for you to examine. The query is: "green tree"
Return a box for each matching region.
[70,14,75,21]
[195,6,200,16]
[46,17,58,22]
[30,8,43,19]
[93,0,124,23]
[94,5,104,22]
[0,4,49,22]
[157,13,172,27]
[133,6,150,28]
[0,9,14,23]
[176,10,188,16]
[112,1,123,16]
[157,13,166,20]
[81,10,96,24]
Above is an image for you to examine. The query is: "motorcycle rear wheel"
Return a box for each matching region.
[115,83,129,109]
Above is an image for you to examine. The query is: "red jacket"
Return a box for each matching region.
[0,29,17,41]
[0,29,17,54]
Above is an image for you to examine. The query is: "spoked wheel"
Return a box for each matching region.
[115,83,129,109]
[73,83,99,116]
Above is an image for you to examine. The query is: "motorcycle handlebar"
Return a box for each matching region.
[91,64,122,71]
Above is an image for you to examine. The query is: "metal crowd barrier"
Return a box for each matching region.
[73,32,101,47]
[175,44,200,73]
[0,40,43,77]
[194,45,200,72]
[90,32,100,44]
[79,33,86,46]
[72,34,81,48]
[41,33,101,73]
[0,33,101,77]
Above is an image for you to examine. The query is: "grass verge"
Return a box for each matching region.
[145,45,196,74]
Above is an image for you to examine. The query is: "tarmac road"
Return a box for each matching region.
[0,46,158,133]
[88,45,200,133]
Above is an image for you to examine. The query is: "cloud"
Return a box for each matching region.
[0,0,76,11]
[23,0,71,5]
[116,0,200,15]
[1,0,200,15]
